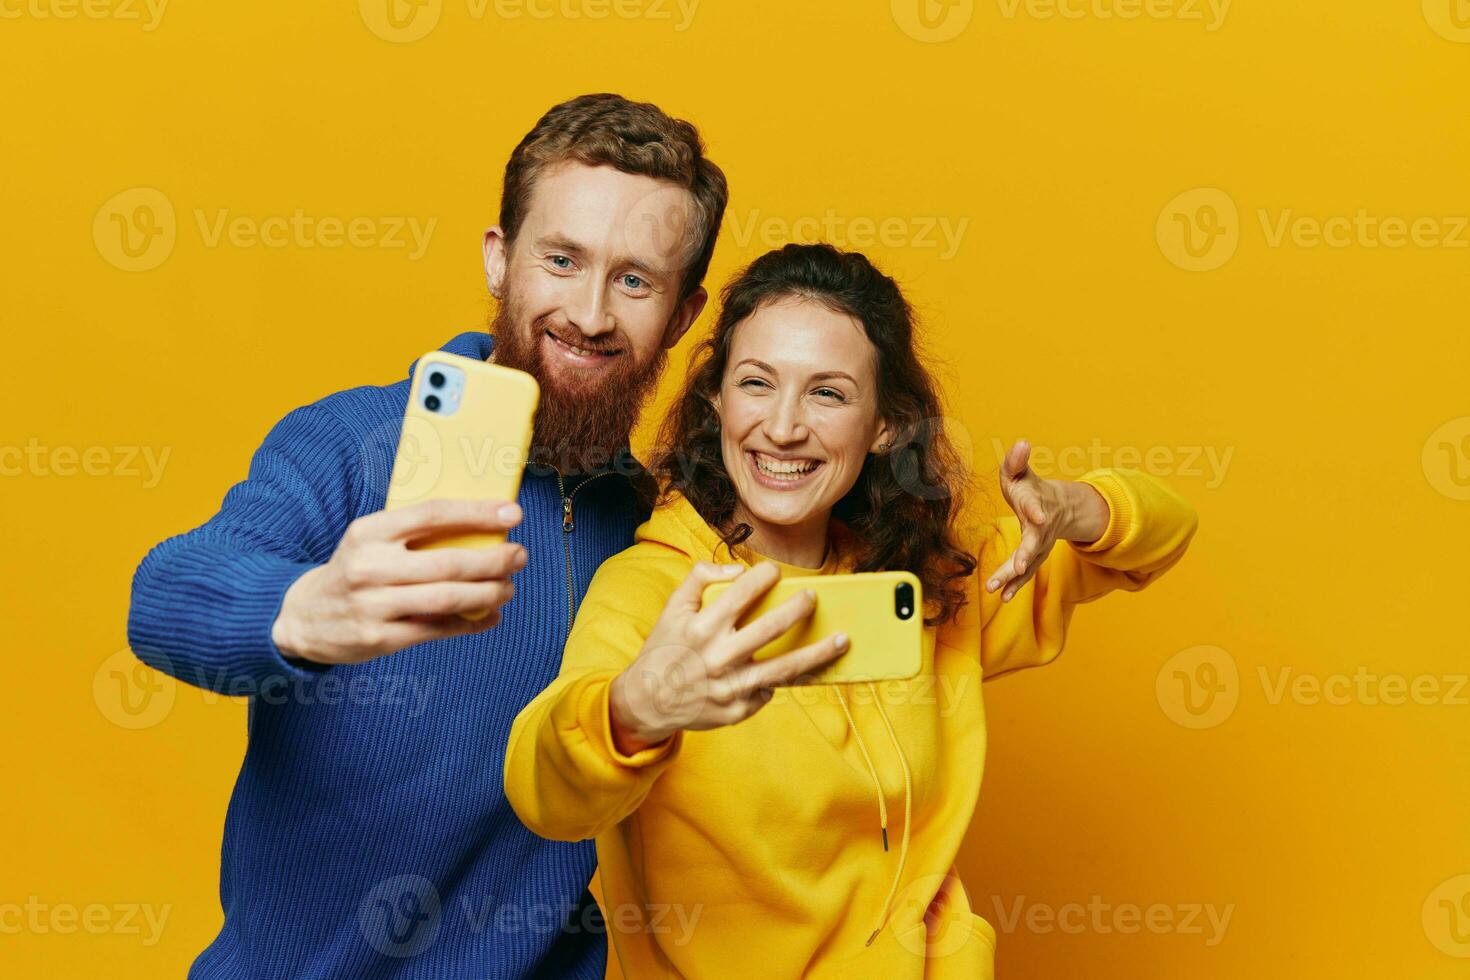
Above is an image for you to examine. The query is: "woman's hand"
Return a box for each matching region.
[609,562,850,753]
[985,440,1111,602]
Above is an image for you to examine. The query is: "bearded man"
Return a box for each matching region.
[127,93,727,980]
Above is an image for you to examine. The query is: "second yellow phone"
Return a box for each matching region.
[702,571,925,684]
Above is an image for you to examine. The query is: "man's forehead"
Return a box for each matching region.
[519,161,700,270]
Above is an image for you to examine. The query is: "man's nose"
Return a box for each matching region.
[564,276,616,339]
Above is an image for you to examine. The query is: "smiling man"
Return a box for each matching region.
[127,94,726,979]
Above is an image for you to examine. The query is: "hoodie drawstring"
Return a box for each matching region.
[833,684,914,947]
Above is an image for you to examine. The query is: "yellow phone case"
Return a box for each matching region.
[385,351,539,552]
[702,571,924,684]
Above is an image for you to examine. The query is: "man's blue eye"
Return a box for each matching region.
[622,275,645,289]
[550,255,572,269]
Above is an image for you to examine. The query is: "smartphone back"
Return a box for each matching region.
[702,571,924,684]
[385,351,539,550]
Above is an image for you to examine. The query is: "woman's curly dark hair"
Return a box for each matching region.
[648,243,977,626]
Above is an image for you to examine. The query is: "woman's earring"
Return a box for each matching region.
[877,442,891,452]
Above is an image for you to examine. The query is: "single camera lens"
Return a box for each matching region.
[429,371,446,388]
[424,394,442,412]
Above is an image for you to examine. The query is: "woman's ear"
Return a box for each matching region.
[870,419,895,454]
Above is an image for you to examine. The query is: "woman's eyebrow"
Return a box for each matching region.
[735,362,858,384]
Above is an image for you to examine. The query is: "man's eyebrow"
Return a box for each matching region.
[534,235,587,257]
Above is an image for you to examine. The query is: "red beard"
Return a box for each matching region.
[487,296,668,474]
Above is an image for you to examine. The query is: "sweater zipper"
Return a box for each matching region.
[555,470,616,632]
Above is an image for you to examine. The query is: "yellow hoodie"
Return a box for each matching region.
[505,468,1197,979]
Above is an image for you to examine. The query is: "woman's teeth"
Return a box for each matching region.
[752,452,821,480]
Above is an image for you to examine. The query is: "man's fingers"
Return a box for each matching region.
[739,632,851,691]
[385,542,528,585]
[360,499,524,544]
[372,580,515,620]
[985,554,1017,595]
[378,610,501,651]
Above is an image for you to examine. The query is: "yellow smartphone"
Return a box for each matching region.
[385,350,539,552]
[701,571,924,684]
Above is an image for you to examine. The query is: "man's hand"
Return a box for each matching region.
[271,499,527,665]
[985,440,1111,602]
[608,562,850,754]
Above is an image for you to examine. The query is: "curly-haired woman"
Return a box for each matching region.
[505,243,1198,978]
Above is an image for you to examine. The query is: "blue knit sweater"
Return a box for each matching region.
[128,331,641,979]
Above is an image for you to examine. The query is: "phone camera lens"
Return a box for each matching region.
[429,371,446,388]
[895,583,915,620]
[424,394,442,412]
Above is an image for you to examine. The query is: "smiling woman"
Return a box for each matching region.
[503,242,1200,979]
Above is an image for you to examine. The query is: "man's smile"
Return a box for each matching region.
[544,328,622,368]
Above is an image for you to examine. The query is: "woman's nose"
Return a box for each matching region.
[762,399,809,445]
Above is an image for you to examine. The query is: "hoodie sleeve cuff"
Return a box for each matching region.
[579,675,683,770]
[1071,469,1135,554]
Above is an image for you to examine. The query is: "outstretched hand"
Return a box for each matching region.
[985,440,1110,603]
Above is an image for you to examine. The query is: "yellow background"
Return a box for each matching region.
[3,0,1467,976]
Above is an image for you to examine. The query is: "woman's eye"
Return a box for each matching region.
[738,378,769,391]
[813,387,846,402]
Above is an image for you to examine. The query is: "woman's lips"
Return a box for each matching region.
[747,450,824,490]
